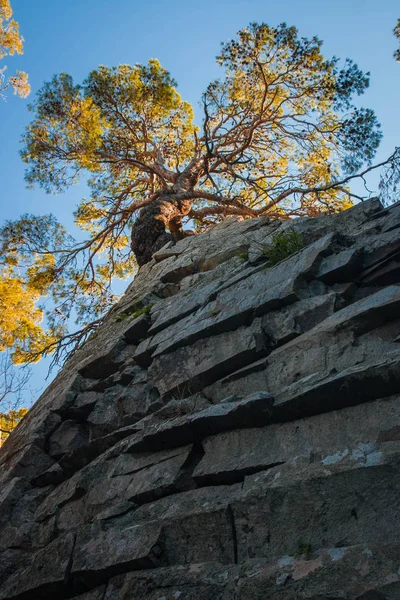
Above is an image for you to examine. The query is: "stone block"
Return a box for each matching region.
[0,532,75,599]
[194,396,400,484]
[149,321,274,397]
[48,420,90,459]
[125,446,191,504]
[233,442,400,563]
[125,393,274,453]
[316,248,361,284]
[71,522,164,586]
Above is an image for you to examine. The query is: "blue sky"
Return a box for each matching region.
[1,0,399,402]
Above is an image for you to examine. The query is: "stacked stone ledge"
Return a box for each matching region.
[1,197,400,599]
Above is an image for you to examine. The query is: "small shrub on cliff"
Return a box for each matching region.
[114,303,153,323]
[263,229,304,267]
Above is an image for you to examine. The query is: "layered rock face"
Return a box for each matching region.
[2,198,400,599]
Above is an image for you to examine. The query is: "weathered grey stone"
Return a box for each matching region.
[149,278,222,335]
[118,381,161,425]
[207,286,400,403]
[261,292,340,346]
[160,507,235,566]
[131,483,242,525]
[0,443,55,483]
[121,313,151,343]
[102,546,400,600]
[127,485,242,567]
[48,420,90,459]
[154,234,335,359]
[194,395,400,484]
[78,338,128,379]
[132,336,154,367]
[0,532,75,599]
[72,391,99,416]
[273,355,400,421]
[72,587,107,600]
[87,386,125,439]
[2,198,400,600]
[146,291,338,364]
[316,248,361,284]
[152,240,180,261]
[0,477,29,528]
[235,543,400,599]
[57,422,141,481]
[233,441,400,564]
[125,446,191,503]
[112,446,192,477]
[71,521,164,586]
[35,470,87,522]
[361,243,400,286]
[149,319,273,397]
[104,563,238,600]
[125,393,274,453]
[31,462,64,487]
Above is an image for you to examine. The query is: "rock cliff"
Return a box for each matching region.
[1,197,400,599]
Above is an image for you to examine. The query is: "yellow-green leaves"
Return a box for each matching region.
[0,407,28,445]
[0,269,56,363]
[0,0,23,58]
[0,0,29,98]
[66,97,110,170]
[203,22,381,216]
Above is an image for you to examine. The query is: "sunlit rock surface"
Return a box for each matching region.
[2,197,400,599]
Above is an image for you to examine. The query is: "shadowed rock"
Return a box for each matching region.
[2,199,400,600]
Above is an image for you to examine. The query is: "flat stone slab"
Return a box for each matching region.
[149,319,274,397]
[193,395,400,484]
[234,441,400,563]
[273,355,400,421]
[125,446,191,503]
[102,544,400,600]
[0,532,75,599]
[48,420,89,459]
[125,393,274,453]
[71,521,164,586]
[316,248,361,284]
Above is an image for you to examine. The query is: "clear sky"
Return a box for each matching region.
[1,0,399,402]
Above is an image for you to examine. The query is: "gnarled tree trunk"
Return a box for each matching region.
[131,194,192,267]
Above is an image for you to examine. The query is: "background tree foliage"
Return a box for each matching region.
[0,0,29,99]
[0,0,31,437]
[0,408,28,445]
[395,19,400,62]
[0,351,30,445]
[2,22,400,366]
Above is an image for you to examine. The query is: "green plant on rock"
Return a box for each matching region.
[114,303,153,323]
[295,540,312,557]
[263,229,304,267]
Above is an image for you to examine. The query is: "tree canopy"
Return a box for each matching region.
[1,22,399,365]
[0,0,29,99]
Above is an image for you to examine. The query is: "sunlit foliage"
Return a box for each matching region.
[0,0,29,99]
[0,408,28,445]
